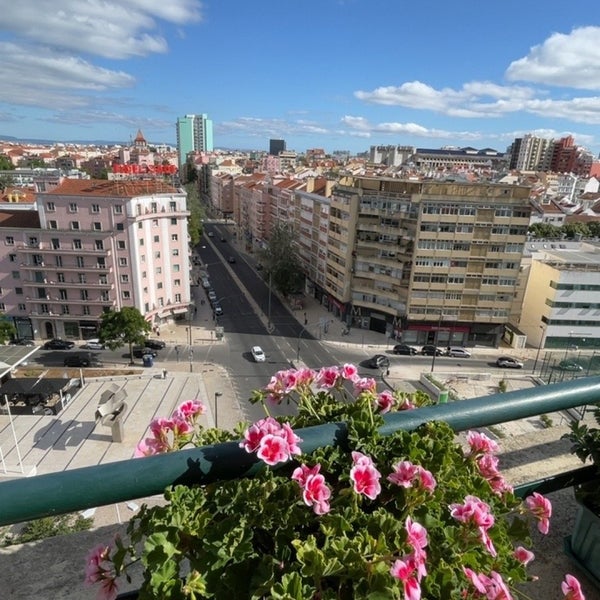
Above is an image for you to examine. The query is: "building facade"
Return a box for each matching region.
[176,114,214,168]
[0,179,191,341]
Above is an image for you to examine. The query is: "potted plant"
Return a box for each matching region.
[563,403,600,586]
[86,364,585,600]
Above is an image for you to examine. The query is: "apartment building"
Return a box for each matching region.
[322,177,531,346]
[176,114,214,169]
[0,178,190,341]
[519,241,600,350]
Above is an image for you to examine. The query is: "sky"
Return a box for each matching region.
[2,1,600,156]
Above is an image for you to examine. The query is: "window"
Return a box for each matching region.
[6,236,14,245]
[47,202,56,211]
[93,222,102,231]
[83,305,90,315]
[174,279,180,286]
[99,275,107,284]
[170,218,177,226]
[121,274,129,283]
[18,303,26,311]
[143,287,148,294]
[76,256,85,267]
[173,264,180,272]
[15,287,23,295]
[151,202,157,213]
[95,240,104,250]
[9,254,16,262]
[59,289,68,300]
[156,267,162,274]
[69,202,78,213]
[171,234,178,241]
[140,255,145,263]
[170,201,177,211]
[119,257,127,266]
[116,223,124,231]
[71,221,80,230]
[154,251,161,259]
[152,219,158,227]
[33,254,43,265]
[114,205,123,214]
[81,290,89,300]
[122,291,131,299]
[55,256,62,267]
[0,303,5,311]
[153,235,159,243]
[175,293,181,303]
[29,236,38,247]
[157,282,163,289]
[158,297,164,307]
[58,272,65,282]
[51,238,60,249]
[138,222,143,229]
[49,220,58,229]
[139,239,144,246]
[117,240,126,249]
[78,273,86,283]
[172,249,179,256]
[91,204,100,213]
[73,239,82,249]
[62,305,70,315]
[41,303,49,314]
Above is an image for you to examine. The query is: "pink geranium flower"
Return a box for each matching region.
[466,431,499,455]
[405,517,428,551]
[256,434,289,465]
[525,492,552,534]
[291,463,321,487]
[174,399,206,422]
[84,544,119,600]
[339,363,358,380]
[350,452,381,499]
[302,472,332,515]
[390,558,422,600]
[375,390,395,413]
[315,366,340,389]
[513,546,535,565]
[562,574,586,600]
[352,376,377,394]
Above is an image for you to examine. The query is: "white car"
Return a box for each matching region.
[447,346,472,358]
[251,346,266,362]
[81,338,104,350]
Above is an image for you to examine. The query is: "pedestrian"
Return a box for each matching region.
[195,306,198,315]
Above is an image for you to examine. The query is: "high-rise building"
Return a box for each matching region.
[176,114,214,168]
[269,139,286,156]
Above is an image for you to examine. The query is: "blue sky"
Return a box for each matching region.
[2,1,600,156]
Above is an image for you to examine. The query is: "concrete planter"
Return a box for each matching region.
[565,496,600,589]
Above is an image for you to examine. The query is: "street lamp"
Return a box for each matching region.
[430,311,443,373]
[214,391,222,429]
[188,302,195,373]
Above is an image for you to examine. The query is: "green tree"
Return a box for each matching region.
[259,224,304,297]
[528,222,561,239]
[184,182,204,246]
[98,307,151,364]
[0,155,14,170]
[561,221,591,239]
[0,315,16,344]
[0,174,14,191]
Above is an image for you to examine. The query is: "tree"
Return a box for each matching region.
[258,224,304,297]
[0,174,14,192]
[561,221,591,239]
[184,182,205,246]
[528,223,561,239]
[98,307,151,364]
[0,315,16,344]
[0,155,14,171]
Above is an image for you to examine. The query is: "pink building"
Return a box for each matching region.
[0,178,191,341]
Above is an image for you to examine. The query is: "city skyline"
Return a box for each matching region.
[1,1,600,155]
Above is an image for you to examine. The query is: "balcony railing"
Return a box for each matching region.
[0,376,599,527]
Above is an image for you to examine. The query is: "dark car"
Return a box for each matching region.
[144,339,166,350]
[63,352,98,367]
[367,354,390,369]
[227,256,236,264]
[43,339,75,350]
[213,303,223,316]
[132,347,158,358]
[556,360,583,372]
[421,345,444,356]
[392,344,417,356]
[220,236,226,242]
[9,338,35,346]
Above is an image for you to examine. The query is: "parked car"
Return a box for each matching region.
[220,237,226,242]
[81,338,105,350]
[213,303,223,317]
[132,347,158,358]
[367,354,390,369]
[447,346,472,358]
[9,338,34,346]
[207,231,214,237]
[255,263,263,271]
[207,290,217,303]
[201,277,211,289]
[392,344,417,356]
[421,345,444,356]
[251,346,266,362]
[496,356,524,369]
[63,352,98,367]
[43,339,75,350]
[227,256,236,264]
[556,360,583,372]
[144,339,166,350]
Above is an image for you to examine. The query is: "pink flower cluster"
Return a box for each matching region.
[134,399,206,457]
[239,416,302,465]
[450,495,497,557]
[292,463,332,515]
[525,492,552,535]
[463,567,512,599]
[390,517,429,600]
[466,431,513,496]
[387,460,436,493]
[84,543,118,600]
[350,451,382,499]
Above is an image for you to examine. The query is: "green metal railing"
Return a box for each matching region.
[0,376,599,527]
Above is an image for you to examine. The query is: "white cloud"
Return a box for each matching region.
[217,117,331,138]
[506,27,600,90]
